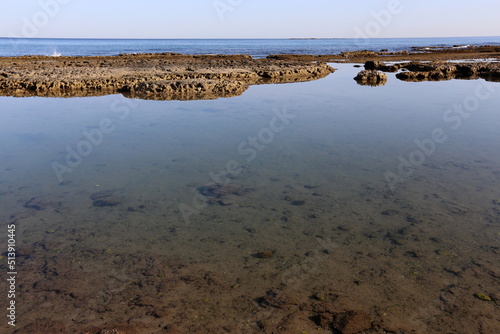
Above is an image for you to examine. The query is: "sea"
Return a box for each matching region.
[1,36,500,57]
[1,38,499,333]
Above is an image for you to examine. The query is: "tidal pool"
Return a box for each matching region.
[1,64,499,333]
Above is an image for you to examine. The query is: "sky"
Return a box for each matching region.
[0,0,499,39]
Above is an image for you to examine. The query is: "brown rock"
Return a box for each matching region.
[340,50,377,58]
[364,60,383,70]
[256,251,274,259]
[364,60,401,72]
[316,312,334,328]
[98,330,126,334]
[164,326,183,334]
[395,61,500,82]
[354,70,387,86]
[331,310,372,334]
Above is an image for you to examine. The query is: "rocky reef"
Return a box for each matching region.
[364,60,500,82]
[395,61,500,82]
[268,45,500,63]
[354,69,388,86]
[0,53,334,100]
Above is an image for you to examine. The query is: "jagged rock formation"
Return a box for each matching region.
[0,53,334,100]
[354,69,388,86]
[395,62,500,82]
[364,60,500,82]
[364,60,403,72]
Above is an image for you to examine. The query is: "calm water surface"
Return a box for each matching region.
[1,64,499,333]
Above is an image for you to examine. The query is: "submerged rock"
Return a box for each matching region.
[90,190,121,207]
[475,293,492,301]
[197,183,249,198]
[331,310,372,334]
[90,190,115,201]
[92,199,121,207]
[197,183,252,205]
[255,251,274,259]
[24,197,46,210]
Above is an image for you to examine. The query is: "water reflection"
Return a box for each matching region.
[1,64,499,333]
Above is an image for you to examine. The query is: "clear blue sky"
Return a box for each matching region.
[1,0,499,39]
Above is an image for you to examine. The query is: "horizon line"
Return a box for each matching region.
[2,35,500,41]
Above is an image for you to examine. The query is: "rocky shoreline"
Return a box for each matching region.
[268,45,500,63]
[352,60,500,86]
[0,53,334,100]
[394,61,500,82]
[1,45,499,100]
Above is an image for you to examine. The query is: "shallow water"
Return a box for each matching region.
[1,64,499,333]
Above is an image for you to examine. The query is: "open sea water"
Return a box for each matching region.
[1,36,500,57]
